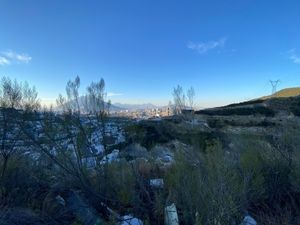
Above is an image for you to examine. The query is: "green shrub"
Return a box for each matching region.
[0,154,49,209]
[165,144,244,225]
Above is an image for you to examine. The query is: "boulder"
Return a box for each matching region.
[123,144,149,159]
[100,149,120,164]
[66,190,103,225]
[152,146,174,167]
[42,191,69,223]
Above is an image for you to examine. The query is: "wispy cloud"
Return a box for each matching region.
[187,37,227,54]
[0,50,32,66]
[0,56,10,66]
[107,92,123,97]
[287,49,300,64]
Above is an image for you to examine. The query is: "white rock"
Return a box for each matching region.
[100,149,119,164]
[241,215,257,225]
[55,195,66,206]
[149,179,164,188]
[118,215,143,225]
[94,144,105,154]
[164,203,179,225]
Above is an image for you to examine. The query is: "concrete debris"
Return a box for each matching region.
[241,215,257,225]
[164,203,179,225]
[118,215,143,225]
[149,179,164,189]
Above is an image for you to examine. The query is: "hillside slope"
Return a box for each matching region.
[261,87,300,99]
[196,92,300,117]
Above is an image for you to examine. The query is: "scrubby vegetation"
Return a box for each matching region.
[1,77,300,225]
[165,133,300,224]
[196,105,275,117]
[197,94,300,118]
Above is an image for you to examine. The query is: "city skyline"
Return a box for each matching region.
[1,0,300,108]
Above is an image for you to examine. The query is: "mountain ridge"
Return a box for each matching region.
[112,103,158,111]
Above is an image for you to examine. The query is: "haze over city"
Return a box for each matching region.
[1,0,300,108]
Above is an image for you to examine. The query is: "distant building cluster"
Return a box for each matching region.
[110,107,173,119]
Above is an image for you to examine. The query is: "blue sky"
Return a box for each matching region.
[1,0,300,107]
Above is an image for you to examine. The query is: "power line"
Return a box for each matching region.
[269,80,280,95]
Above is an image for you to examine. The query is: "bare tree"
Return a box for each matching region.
[0,77,40,178]
[172,85,196,115]
[187,86,195,110]
[24,76,114,217]
[85,78,111,152]
[172,85,186,115]
[43,76,112,174]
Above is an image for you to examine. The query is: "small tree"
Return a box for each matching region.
[84,78,111,152]
[0,77,40,178]
[172,85,196,115]
[187,86,195,110]
[25,76,113,217]
[172,85,186,115]
[42,76,112,174]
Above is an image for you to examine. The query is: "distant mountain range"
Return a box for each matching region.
[112,103,158,111]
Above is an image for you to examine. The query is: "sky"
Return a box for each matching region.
[1,0,300,108]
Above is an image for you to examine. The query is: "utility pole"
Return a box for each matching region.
[269,80,280,95]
